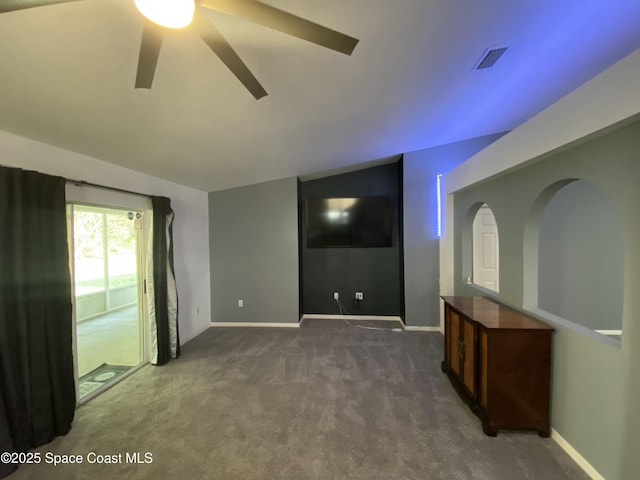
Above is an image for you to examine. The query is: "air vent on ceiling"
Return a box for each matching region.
[474,46,508,71]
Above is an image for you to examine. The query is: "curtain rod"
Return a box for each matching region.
[66,178,152,199]
[0,163,154,199]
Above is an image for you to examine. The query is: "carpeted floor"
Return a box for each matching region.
[9,319,588,479]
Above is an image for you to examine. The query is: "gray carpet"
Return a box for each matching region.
[10,319,588,479]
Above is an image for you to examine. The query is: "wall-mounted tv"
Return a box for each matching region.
[306,196,393,248]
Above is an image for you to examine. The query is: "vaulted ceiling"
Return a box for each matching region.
[1,0,639,191]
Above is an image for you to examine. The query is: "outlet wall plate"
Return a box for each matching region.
[355,292,363,300]
[333,292,339,300]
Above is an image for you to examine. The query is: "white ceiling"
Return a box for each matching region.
[1,0,639,192]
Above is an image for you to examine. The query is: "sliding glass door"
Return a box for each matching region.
[69,204,146,401]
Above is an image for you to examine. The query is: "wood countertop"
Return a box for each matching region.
[441,296,554,331]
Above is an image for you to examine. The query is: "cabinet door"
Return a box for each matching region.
[444,306,452,366]
[479,330,488,408]
[461,317,476,396]
[448,309,461,375]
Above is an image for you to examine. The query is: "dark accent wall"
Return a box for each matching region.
[299,162,404,317]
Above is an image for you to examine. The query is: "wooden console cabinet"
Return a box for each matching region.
[441,296,553,437]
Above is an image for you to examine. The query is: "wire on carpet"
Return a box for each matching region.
[334,298,402,331]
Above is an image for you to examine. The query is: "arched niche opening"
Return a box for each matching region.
[462,202,500,293]
[524,179,624,340]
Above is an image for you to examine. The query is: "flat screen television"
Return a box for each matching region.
[306,196,393,248]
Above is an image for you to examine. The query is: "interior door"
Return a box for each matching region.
[473,205,500,292]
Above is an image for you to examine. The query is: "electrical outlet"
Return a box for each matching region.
[333,292,339,300]
[355,292,363,300]
[238,299,243,307]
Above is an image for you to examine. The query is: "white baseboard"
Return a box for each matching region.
[301,314,403,322]
[551,428,605,480]
[210,322,299,328]
[595,329,622,336]
[405,326,443,333]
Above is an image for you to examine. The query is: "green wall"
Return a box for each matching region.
[451,119,640,479]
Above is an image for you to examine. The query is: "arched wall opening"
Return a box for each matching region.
[524,179,624,338]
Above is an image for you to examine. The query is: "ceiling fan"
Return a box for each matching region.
[0,0,359,99]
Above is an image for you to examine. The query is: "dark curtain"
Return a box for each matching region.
[151,196,180,365]
[0,167,76,478]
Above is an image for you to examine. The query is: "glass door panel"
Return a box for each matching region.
[71,205,143,400]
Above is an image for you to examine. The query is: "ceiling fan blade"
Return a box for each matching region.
[199,0,359,55]
[0,0,85,13]
[193,9,267,100]
[135,20,164,89]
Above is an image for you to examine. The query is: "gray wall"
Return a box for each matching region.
[452,118,640,480]
[209,177,299,324]
[402,133,505,327]
[206,133,504,328]
[538,180,624,330]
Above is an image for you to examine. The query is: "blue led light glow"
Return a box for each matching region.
[436,174,442,237]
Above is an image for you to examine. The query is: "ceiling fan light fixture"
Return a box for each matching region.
[134,0,195,29]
